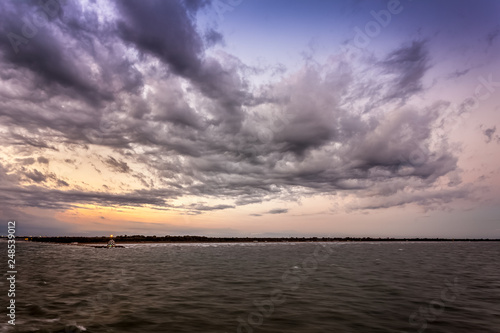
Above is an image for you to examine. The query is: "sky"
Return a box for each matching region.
[0,0,499,238]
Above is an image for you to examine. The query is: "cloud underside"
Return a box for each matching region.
[0,0,468,215]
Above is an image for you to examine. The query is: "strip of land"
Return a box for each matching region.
[7,235,500,244]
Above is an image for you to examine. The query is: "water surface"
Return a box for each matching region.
[2,241,499,332]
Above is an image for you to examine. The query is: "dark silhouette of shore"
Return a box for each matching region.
[11,235,500,244]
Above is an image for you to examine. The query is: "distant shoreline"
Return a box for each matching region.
[5,236,500,244]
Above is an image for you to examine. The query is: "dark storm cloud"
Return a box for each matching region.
[204,28,225,48]
[354,187,471,211]
[481,125,499,143]
[0,185,172,210]
[0,0,465,216]
[10,133,58,150]
[447,69,470,79]
[24,169,47,183]
[267,208,288,215]
[105,156,131,173]
[189,203,235,211]
[115,0,247,132]
[182,0,211,13]
[37,156,49,164]
[249,208,288,217]
[380,41,430,101]
[57,179,69,187]
[17,157,35,165]
[115,0,203,78]
[21,167,70,187]
[0,1,108,105]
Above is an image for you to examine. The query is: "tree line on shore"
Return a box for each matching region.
[12,235,499,243]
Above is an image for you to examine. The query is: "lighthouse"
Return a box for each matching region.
[107,235,116,248]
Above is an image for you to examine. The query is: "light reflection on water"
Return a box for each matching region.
[1,241,499,332]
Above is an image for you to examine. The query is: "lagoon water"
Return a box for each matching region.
[1,241,499,332]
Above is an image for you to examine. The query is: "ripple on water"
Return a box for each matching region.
[9,241,500,333]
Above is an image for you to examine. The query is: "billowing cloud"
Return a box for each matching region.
[481,125,499,143]
[105,156,131,173]
[0,0,461,212]
[24,169,47,183]
[0,0,497,236]
[380,40,430,102]
[267,209,288,215]
[37,156,49,164]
